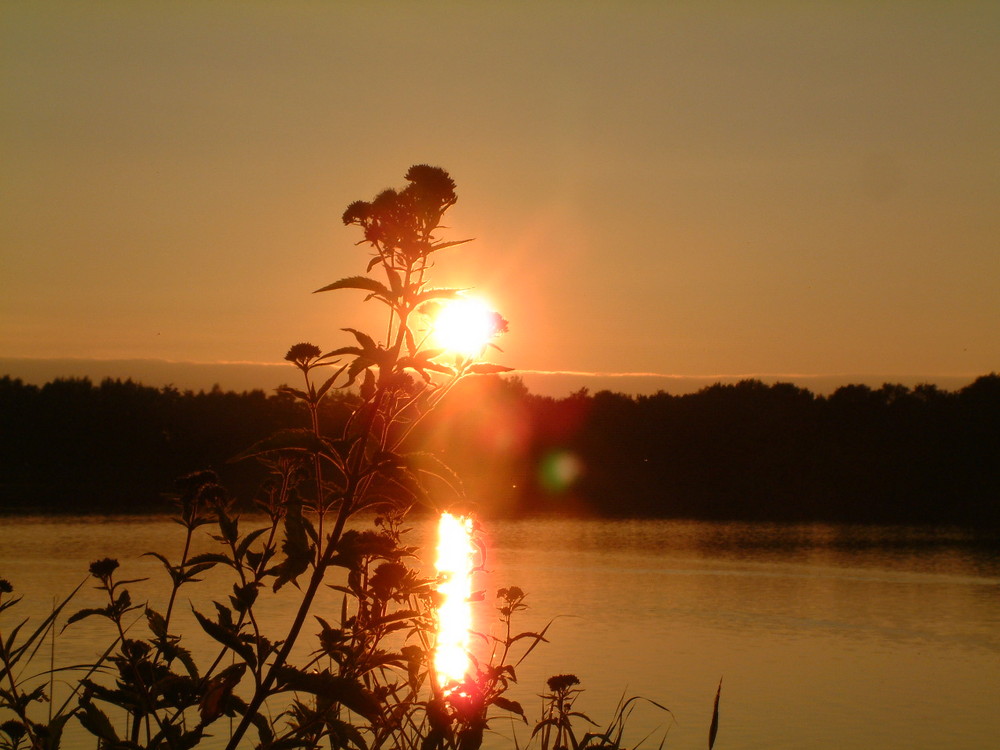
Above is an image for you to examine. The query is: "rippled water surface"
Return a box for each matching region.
[2,516,998,749]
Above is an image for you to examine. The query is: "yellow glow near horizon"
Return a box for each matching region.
[431,297,497,359]
[434,512,474,689]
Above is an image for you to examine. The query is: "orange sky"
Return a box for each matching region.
[2,2,998,394]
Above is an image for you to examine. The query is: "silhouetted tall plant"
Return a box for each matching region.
[10,166,526,750]
[1,166,691,750]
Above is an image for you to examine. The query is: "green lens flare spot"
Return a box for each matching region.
[538,450,583,493]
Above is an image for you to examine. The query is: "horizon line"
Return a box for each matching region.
[0,356,988,383]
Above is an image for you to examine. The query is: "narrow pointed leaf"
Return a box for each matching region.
[229,428,326,462]
[64,607,111,627]
[316,367,345,400]
[12,578,86,652]
[314,276,392,297]
[323,346,364,358]
[429,238,474,252]
[343,327,378,352]
[412,288,466,306]
[492,696,527,722]
[276,385,309,401]
[709,678,722,749]
[186,552,233,567]
[385,268,403,296]
[235,527,271,561]
[78,701,120,743]
[467,363,514,375]
[146,608,168,639]
[191,607,256,668]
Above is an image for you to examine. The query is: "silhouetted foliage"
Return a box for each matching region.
[0,167,686,750]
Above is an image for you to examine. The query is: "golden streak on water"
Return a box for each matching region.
[434,512,474,688]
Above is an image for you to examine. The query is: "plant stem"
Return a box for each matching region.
[222,384,389,750]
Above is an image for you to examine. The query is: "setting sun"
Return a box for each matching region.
[430,297,500,359]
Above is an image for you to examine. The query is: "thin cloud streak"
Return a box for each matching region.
[0,358,985,398]
[516,368,981,381]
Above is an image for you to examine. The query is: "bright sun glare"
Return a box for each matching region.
[431,297,497,358]
[434,512,474,689]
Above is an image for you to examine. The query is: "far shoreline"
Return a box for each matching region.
[0,357,983,400]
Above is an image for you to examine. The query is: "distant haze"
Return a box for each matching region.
[0,358,981,398]
[2,3,997,381]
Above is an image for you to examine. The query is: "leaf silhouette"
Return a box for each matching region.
[314,276,392,299]
[229,428,327,462]
[709,677,722,749]
[492,696,527,722]
[466,363,514,375]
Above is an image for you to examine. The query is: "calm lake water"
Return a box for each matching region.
[2,515,998,749]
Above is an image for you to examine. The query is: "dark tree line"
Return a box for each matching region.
[423,374,1000,525]
[2,373,999,524]
[0,376,353,513]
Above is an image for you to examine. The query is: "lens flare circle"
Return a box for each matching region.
[431,297,496,358]
[434,512,474,688]
[539,450,584,493]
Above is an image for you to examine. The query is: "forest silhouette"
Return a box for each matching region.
[1,372,998,524]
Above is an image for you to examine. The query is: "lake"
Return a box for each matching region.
[2,515,998,749]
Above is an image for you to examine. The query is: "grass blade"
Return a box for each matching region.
[9,578,86,676]
[708,677,722,749]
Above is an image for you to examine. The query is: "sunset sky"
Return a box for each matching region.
[3,2,998,395]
